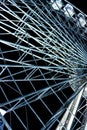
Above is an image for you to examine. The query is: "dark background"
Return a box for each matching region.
[1,0,87,130]
[68,0,87,14]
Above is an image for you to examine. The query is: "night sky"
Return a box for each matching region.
[0,0,87,130]
[68,0,87,14]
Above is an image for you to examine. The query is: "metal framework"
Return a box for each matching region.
[0,0,87,129]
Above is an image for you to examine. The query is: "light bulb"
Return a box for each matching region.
[63,4,75,17]
[77,13,86,27]
[52,0,63,10]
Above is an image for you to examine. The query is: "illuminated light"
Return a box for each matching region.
[84,84,87,97]
[51,0,54,3]
[51,0,63,10]
[84,123,87,130]
[0,109,6,116]
[63,4,75,17]
[77,13,86,27]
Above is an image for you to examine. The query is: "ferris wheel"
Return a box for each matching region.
[0,0,87,129]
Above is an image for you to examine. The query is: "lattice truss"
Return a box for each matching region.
[0,0,87,130]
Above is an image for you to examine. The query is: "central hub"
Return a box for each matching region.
[69,65,87,98]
